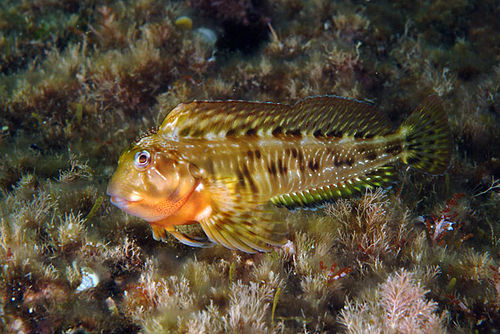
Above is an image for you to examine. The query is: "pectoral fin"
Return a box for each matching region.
[151,224,213,248]
[199,211,285,253]
[151,224,169,241]
[168,228,213,248]
[198,176,285,252]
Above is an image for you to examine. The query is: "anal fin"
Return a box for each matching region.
[270,165,395,209]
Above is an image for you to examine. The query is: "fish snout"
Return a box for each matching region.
[106,182,143,209]
[109,196,129,207]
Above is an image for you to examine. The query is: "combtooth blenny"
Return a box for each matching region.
[107,95,451,253]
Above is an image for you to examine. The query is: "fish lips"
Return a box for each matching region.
[106,185,167,222]
[106,185,143,211]
[109,195,135,208]
[108,194,166,223]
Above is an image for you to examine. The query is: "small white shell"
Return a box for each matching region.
[195,27,217,46]
[76,267,99,292]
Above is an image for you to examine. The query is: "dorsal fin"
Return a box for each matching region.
[158,96,392,139]
[133,126,159,144]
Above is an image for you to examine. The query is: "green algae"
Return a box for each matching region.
[85,195,104,220]
[271,286,282,327]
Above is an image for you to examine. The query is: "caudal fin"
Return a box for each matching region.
[399,96,451,174]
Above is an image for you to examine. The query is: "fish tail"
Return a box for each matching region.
[399,96,451,174]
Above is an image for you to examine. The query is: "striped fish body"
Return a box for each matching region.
[176,134,402,209]
[107,96,451,253]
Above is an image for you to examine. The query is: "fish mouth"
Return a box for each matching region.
[107,182,144,208]
[109,196,142,208]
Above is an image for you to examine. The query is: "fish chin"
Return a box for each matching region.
[109,195,166,222]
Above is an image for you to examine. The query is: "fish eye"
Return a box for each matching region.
[134,150,151,169]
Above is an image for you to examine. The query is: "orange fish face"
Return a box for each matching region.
[107,144,199,223]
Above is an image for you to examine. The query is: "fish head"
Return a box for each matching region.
[107,140,200,222]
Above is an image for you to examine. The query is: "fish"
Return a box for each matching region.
[106,95,451,253]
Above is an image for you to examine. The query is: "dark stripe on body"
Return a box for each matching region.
[241,164,258,193]
[308,160,319,172]
[298,150,305,171]
[365,152,378,161]
[278,158,287,174]
[385,144,403,156]
[272,127,283,136]
[287,129,302,137]
[246,129,257,136]
[268,160,277,176]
